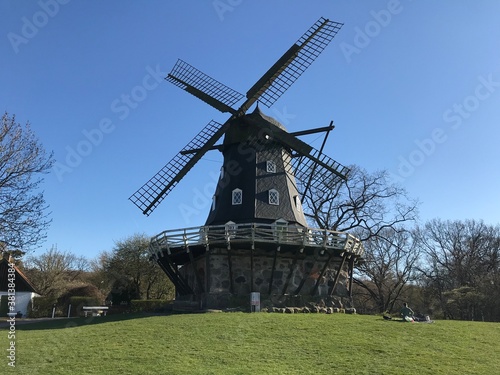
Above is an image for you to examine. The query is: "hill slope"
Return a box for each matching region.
[2,313,499,374]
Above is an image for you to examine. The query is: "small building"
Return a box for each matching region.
[0,255,39,317]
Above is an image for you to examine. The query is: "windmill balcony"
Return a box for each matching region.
[149,223,364,262]
[148,223,364,309]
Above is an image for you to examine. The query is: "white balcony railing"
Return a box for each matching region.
[149,222,364,258]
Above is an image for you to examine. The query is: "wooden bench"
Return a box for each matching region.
[82,306,109,317]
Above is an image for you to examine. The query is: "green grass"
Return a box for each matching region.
[1,312,499,374]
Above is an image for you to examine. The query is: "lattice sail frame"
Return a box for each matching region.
[129,120,224,215]
[246,137,348,201]
[166,59,244,113]
[292,151,348,196]
[246,18,343,108]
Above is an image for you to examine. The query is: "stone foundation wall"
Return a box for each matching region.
[178,247,351,309]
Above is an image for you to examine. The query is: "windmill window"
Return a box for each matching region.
[225,221,237,239]
[220,166,225,179]
[269,189,280,205]
[226,222,237,231]
[232,188,242,205]
[294,195,302,212]
[211,196,216,211]
[266,160,276,173]
[273,218,288,240]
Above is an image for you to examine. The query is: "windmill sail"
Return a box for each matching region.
[244,18,343,109]
[130,17,345,216]
[166,59,244,114]
[129,120,226,215]
[292,149,349,195]
[241,113,349,180]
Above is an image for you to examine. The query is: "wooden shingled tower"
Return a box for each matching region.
[130,18,364,310]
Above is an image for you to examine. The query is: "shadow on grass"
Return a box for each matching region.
[10,312,164,331]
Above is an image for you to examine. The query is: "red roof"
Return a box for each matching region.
[0,258,38,294]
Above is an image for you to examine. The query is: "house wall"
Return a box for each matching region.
[0,291,38,317]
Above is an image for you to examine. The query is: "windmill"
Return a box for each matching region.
[130,18,364,310]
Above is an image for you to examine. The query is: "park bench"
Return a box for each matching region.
[82,306,109,317]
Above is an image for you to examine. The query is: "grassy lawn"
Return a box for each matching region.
[1,312,499,374]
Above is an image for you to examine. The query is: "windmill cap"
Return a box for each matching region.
[251,104,287,131]
[223,106,288,147]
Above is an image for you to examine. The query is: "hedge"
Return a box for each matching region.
[129,299,170,313]
[28,296,103,317]
[68,296,101,317]
[28,296,57,318]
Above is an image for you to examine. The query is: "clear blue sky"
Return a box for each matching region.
[1,0,499,259]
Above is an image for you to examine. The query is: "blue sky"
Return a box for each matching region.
[1,0,499,259]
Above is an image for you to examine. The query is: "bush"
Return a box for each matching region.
[68,296,101,317]
[58,284,105,316]
[28,296,57,318]
[130,299,170,313]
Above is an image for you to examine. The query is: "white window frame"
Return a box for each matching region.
[232,188,242,205]
[273,218,288,241]
[269,189,280,205]
[225,220,237,230]
[294,195,302,212]
[211,195,216,211]
[266,160,276,173]
[225,221,237,239]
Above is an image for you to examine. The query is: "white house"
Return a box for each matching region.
[0,256,39,317]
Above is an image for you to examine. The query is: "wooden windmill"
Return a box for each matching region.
[130,18,364,310]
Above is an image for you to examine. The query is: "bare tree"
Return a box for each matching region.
[86,253,114,300]
[22,245,90,297]
[301,165,419,312]
[416,219,500,321]
[0,113,54,252]
[303,165,419,240]
[354,227,421,313]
